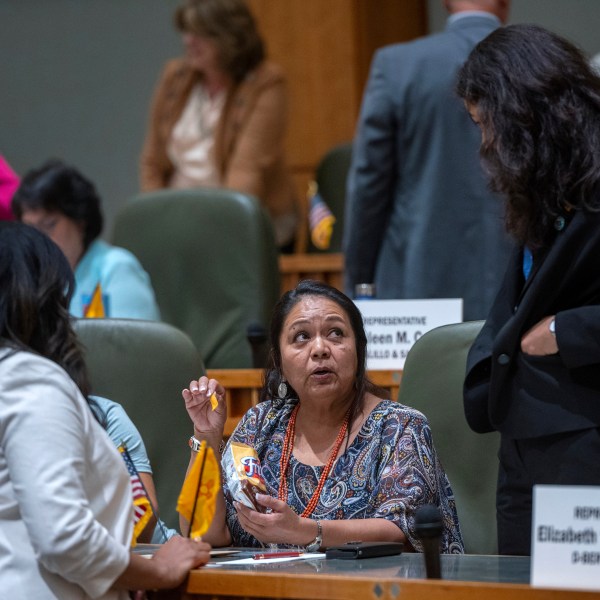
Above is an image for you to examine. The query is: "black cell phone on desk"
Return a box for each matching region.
[325,541,403,559]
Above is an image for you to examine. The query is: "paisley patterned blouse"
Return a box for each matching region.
[223,398,464,553]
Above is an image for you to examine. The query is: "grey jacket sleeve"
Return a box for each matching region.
[343,49,398,296]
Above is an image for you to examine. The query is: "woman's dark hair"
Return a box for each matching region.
[0,221,90,398]
[12,159,103,251]
[261,280,388,433]
[174,0,265,83]
[456,24,600,248]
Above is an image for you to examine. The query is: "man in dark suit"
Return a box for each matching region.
[344,0,511,321]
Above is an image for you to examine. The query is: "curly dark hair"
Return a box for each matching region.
[456,24,600,248]
[0,221,90,397]
[174,0,265,83]
[12,159,103,252]
[260,280,388,436]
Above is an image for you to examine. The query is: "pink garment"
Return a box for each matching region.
[0,156,19,221]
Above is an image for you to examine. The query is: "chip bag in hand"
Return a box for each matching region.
[222,442,268,512]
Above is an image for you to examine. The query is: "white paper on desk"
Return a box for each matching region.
[138,548,240,560]
[210,549,242,557]
[212,552,326,565]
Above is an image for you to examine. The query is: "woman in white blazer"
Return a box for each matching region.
[0,221,210,599]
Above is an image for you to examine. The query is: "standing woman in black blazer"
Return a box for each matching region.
[457,24,600,556]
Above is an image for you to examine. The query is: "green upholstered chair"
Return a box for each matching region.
[111,188,281,369]
[308,142,353,254]
[73,318,205,530]
[396,320,499,555]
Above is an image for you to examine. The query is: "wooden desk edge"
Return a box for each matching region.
[186,569,597,600]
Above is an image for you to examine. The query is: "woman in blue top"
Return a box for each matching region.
[182,280,464,553]
[12,160,160,320]
[90,395,178,544]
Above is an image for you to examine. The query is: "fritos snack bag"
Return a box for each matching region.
[222,441,268,512]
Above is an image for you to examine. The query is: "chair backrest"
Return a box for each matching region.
[308,142,353,253]
[396,320,499,554]
[112,188,281,368]
[74,318,205,529]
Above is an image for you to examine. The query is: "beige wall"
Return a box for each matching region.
[4,1,600,238]
[427,0,600,55]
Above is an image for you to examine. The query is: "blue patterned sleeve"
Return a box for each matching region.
[370,406,464,553]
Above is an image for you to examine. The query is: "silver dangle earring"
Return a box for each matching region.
[277,379,288,399]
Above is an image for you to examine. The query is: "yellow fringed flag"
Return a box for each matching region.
[118,444,153,547]
[84,283,105,318]
[177,440,220,538]
[308,181,336,250]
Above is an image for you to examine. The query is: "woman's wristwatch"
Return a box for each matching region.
[189,435,203,452]
[305,520,323,552]
[189,435,226,454]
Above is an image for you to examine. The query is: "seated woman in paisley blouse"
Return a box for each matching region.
[182,280,464,553]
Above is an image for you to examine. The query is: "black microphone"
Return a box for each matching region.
[246,322,268,368]
[415,504,443,579]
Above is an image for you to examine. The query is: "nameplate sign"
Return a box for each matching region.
[353,299,463,370]
[531,485,600,590]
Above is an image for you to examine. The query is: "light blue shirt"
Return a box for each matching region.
[90,395,152,474]
[71,239,161,320]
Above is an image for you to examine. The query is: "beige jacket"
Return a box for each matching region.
[140,58,297,246]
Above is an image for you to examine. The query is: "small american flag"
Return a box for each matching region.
[118,443,153,546]
[308,183,336,250]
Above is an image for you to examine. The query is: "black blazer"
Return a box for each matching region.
[464,208,600,439]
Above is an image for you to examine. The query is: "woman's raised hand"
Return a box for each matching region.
[182,376,227,438]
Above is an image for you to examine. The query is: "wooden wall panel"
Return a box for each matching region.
[247,0,427,248]
[248,0,361,170]
[354,0,428,93]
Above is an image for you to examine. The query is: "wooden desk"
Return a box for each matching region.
[207,368,403,437]
[184,553,597,600]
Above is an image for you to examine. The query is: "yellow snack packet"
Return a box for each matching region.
[221,442,268,512]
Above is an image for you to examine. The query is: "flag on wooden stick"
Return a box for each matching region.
[118,444,153,546]
[308,181,336,250]
[177,440,220,538]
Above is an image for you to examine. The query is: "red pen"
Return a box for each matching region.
[252,551,304,560]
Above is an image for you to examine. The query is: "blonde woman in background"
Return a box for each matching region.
[140,0,298,252]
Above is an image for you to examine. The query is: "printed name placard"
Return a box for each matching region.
[531,485,600,590]
[353,299,463,370]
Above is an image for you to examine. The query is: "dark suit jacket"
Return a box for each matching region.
[464,208,600,439]
[344,14,512,320]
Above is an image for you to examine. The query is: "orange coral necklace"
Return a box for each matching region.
[278,403,351,517]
